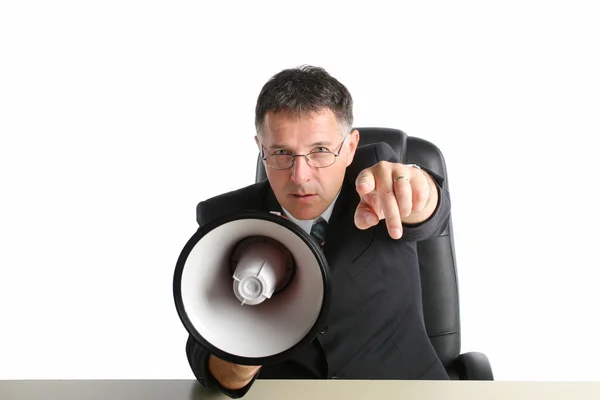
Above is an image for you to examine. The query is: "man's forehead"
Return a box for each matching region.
[262,109,340,147]
[263,130,338,150]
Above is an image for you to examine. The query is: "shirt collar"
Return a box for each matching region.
[282,192,339,235]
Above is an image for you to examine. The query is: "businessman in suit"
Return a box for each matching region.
[185,65,452,398]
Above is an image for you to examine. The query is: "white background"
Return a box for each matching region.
[1,0,599,382]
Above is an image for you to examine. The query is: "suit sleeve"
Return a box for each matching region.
[184,200,260,398]
[370,142,451,242]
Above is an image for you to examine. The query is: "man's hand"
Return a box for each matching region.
[208,354,261,390]
[354,161,438,239]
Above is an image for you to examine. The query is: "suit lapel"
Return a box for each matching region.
[263,183,283,214]
[323,180,376,271]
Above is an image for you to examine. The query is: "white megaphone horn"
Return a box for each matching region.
[173,211,331,366]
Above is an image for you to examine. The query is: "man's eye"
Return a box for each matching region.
[313,147,329,153]
[273,150,290,155]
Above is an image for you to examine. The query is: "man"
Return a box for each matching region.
[185,65,452,398]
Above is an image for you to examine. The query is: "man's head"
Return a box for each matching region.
[254,66,360,220]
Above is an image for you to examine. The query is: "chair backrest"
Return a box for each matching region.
[255,127,461,367]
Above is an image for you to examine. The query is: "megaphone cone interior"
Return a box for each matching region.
[174,212,331,365]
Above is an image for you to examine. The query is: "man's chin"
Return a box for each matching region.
[284,198,325,220]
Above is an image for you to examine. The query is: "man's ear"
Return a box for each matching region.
[345,129,360,166]
[254,135,260,150]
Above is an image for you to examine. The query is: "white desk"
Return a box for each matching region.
[1,380,599,399]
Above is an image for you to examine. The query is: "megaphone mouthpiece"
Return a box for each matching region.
[233,269,269,306]
[230,236,295,305]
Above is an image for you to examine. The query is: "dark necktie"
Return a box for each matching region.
[310,217,328,248]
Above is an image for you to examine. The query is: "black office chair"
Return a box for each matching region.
[255,127,493,380]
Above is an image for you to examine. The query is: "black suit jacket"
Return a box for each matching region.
[186,142,452,397]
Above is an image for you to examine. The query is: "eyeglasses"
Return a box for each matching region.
[261,133,348,170]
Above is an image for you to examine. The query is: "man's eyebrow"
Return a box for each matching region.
[268,141,332,150]
[310,141,333,147]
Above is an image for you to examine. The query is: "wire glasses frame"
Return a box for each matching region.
[261,133,349,170]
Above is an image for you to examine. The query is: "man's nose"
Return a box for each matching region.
[290,156,312,183]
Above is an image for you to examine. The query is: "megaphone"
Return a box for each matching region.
[173,211,331,366]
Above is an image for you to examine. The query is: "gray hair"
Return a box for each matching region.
[255,65,354,138]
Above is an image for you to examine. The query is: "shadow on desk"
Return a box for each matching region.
[189,381,224,399]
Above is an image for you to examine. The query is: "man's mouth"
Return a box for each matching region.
[291,193,316,198]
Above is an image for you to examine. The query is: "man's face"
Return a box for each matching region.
[255,109,359,220]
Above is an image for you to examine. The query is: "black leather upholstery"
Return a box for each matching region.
[255,127,493,380]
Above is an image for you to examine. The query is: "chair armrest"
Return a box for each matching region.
[452,352,494,380]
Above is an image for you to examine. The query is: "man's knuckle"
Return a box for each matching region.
[385,190,397,199]
[388,214,402,223]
